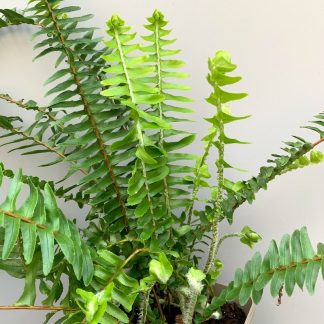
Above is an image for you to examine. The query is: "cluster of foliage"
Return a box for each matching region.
[0,2,323,323]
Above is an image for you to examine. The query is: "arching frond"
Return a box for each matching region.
[200,227,324,322]
[223,112,324,222]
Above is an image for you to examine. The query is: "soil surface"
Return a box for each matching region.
[134,302,246,323]
[209,302,246,324]
[173,302,246,324]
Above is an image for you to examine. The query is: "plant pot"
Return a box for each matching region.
[212,283,256,324]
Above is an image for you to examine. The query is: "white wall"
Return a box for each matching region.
[0,0,323,323]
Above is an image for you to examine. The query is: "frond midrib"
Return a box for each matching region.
[43,0,128,229]
[113,26,155,216]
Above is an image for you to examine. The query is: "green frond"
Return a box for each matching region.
[0,162,90,208]
[101,13,180,240]
[27,1,133,232]
[141,10,196,211]
[0,3,323,322]
[0,93,88,185]
[0,8,35,29]
[281,150,324,174]
[223,111,324,222]
[187,51,249,225]
[101,15,165,109]
[75,249,141,323]
[0,110,92,186]
[200,227,324,322]
[0,167,93,303]
[303,112,324,137]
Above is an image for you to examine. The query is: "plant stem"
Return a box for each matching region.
[181,288,200,324]
[152,286,165,321]
[214,233,240,257]
[114,27,155,220]
[154,20,172,218]
[203,218,219,274]
[0,94,58,124]
[104,248,150,288]
[0,208,48,230]
[312,137,324,148]
[187,137,214,225]
[138,282,154,324]
[204,96,224,274]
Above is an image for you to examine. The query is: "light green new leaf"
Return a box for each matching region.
[149,252,173,284]
[136,146,157,164]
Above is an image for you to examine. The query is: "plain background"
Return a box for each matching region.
[0,0,323,323]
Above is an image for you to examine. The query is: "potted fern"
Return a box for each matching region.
[0,2,323,323]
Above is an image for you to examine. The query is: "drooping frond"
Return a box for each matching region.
[0,165,93,288]
[0,94,66,169]
[0,113,65,161]
[0,162,90,208]
[200,227,324,322]
[0,93,57,121]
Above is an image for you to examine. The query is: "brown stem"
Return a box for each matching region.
[0,208,48,230]
[267,255,322,274]
[0,94,57,124]
[312,137,324,148]
[0,305,77,312]
[239,256,324,292]
[14,129,65,159]
[44,0,128,230]
[152,285,165,321]
[12,128,88,176]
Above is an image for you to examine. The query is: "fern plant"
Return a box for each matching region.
[0,2,323,323]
